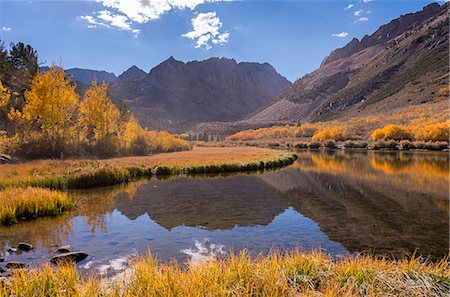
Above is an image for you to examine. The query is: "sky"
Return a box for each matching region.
[0,0,445,81]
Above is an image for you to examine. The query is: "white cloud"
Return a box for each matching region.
[182,12,229,49]
[362,0,372,3]
[1,27,11,32]
[80,0,230,39]
[332,32,348,38]
[344,4,354,10]
[355,17,369,23]
[354,9,363,16]
[81,11,141,37]
[97,0,226,23]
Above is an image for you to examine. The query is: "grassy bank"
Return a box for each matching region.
[0,147,297,190]
[1,250,448,296]
[0,188,74,225]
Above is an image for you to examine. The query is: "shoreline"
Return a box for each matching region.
[0,147,298,190]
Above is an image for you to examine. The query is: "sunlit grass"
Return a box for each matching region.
[0,187,74,225]
[0,147,297,190]
[1,250,448,296]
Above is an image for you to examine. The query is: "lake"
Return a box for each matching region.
[1,150,448,276]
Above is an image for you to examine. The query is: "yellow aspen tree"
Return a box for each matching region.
[24,66,79,153]
[79,81,120,145]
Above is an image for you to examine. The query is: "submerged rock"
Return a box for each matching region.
[51,251,88,264]
[18,242,33,251]
[5,262,27,269]
[56,245,72,253]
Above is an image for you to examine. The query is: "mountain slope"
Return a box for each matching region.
[192,3,448,137]
[246,2,448,125]
[109,57,291,132]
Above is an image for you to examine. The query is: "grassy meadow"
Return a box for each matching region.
[1,250,448,296]
[0,187,73,225]
[0,147,297,190]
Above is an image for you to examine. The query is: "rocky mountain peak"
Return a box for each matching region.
[118,65,147,82]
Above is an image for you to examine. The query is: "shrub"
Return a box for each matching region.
[369,140,398,150]
[422,141,449,151]
[415,123,449,142]
[323,140,337,149]
[399,140,412,150]
[307,141,322,149]
[370,125,413,141]
[312,127,348,141]
[293,141,308,149]
[343,140,368,149]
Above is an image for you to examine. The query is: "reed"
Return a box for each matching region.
[1,250,448,296]
[0,187,74,225]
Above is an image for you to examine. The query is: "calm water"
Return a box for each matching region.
[1,150,448,275]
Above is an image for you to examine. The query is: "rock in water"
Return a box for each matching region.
[51,252,88,264]
[7,248,17,253]
[18,242,33,251]
[5,262,27,269]
[57,245,72,253]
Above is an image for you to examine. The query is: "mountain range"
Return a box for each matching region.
[192,2,449,136]
[42,2,448,136]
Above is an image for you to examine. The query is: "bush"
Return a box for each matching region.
[415,123,449,142]
[307,141,322,149]
[370,125,413,141]
[399,140,412,150]
[369,140,398,150]
[293,141,308,149]
[323,140,336,149]
[343,140,368,149]
[312,127,348,141]
[421,141,448,151]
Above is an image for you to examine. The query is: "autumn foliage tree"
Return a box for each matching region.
[312,127,348,141]
[1,65,189,158]
[24,66,79,155]
[79,81,120,155]
[370,125,413,141]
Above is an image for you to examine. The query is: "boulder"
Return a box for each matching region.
[56,245,72,253]
[5,261,27,269]
[7,248,17,253]
[51,251,88,264]
[18,242,33,251]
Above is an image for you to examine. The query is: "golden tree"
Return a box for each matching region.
[79,81,120,148]
[24,67,79,153]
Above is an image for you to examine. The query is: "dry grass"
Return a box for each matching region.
[1,250,448,296]
[0,187,74,225]
[0,147,296,190]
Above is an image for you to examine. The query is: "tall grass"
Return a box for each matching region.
[1,250,448,296]
[0,187,74,225]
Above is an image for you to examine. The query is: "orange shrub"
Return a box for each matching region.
[370,125,413,141]
[312,127,348,141]
[415,122,449,142]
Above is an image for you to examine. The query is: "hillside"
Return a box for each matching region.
[192,2,449,137]
[108,57,291,132]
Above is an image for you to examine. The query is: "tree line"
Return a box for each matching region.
[0,41,190,158]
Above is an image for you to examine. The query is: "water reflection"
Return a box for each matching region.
[262,150,449,258]
[0,150,448,272]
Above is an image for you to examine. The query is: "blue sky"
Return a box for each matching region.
[0,0,444,81]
